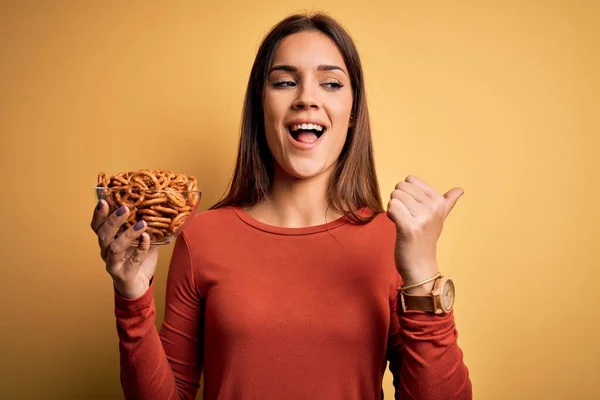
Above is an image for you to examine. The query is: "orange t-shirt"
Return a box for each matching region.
[114,206,472,399]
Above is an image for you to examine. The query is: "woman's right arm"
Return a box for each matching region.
[91,201,204,399]
[115,233,203,400]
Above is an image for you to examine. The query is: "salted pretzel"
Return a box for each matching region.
[97,170,200,242]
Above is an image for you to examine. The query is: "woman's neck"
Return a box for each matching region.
[245,165,343,228]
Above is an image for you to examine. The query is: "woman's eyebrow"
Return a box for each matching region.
[269,64,347,75]
[317,65,346,75]
[269,65,297,73]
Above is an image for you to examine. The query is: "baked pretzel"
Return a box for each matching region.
[97,169,200,242]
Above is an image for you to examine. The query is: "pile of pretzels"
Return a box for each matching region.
[97,169,200,242]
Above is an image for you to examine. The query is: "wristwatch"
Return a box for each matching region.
[399,275,455,314]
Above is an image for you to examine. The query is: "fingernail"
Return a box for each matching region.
[116,205,127,217]
[95,201,103,211]
[133,220,145,231]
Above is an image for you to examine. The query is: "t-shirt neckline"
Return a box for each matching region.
[232,206,350,236]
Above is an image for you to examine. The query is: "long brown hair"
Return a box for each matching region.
[210,12,383,223]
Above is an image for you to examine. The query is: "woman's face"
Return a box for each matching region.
[263,30,353,180]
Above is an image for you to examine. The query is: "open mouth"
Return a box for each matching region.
[287,123,327,144]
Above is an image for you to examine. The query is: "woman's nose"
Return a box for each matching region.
[292,85,321,110]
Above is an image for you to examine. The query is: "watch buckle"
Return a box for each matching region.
[399,291,408,313]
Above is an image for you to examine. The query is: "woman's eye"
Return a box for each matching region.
[273,80,296,88]
[322,81,344,90]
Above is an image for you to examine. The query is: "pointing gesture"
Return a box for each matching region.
[387,175,464,292]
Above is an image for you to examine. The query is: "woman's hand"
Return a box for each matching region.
[90,200,159,299]
[387,175,464,294]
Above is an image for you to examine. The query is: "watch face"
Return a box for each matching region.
[442,280,455,311]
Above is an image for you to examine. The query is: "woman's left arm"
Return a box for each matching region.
[386,175,473,399]
[387,273,472,399]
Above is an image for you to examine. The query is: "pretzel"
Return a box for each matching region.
[97,169,200,243]
[170,211,191,232]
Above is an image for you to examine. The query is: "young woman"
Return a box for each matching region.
[91,12,472,400]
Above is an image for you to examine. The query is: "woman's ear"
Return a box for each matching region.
[349,112,355,128]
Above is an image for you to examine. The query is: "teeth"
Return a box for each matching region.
[289,123,324,132]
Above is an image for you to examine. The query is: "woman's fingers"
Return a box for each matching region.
[105,220,147,273]
[390,189,424,217]
[394,181,429,203]
[405,175,438,198]
[387,197,413,229]
[90,200,108,233]
[97,205,130,260]
[121,232,151,278]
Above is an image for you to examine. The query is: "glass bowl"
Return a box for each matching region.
[95,186,202,246]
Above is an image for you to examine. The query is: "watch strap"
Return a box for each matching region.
[400,292,435,313]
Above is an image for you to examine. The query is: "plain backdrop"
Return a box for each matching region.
[1,1,598,399]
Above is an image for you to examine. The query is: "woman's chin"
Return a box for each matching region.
[279,159,333,181]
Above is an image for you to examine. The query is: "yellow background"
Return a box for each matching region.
[1,1,598,399]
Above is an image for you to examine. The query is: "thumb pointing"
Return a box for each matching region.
[443,187,464,217]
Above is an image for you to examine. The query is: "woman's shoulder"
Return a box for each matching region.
[342,209,397,248]
[175,206,250,259]
[180,206,239,238]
